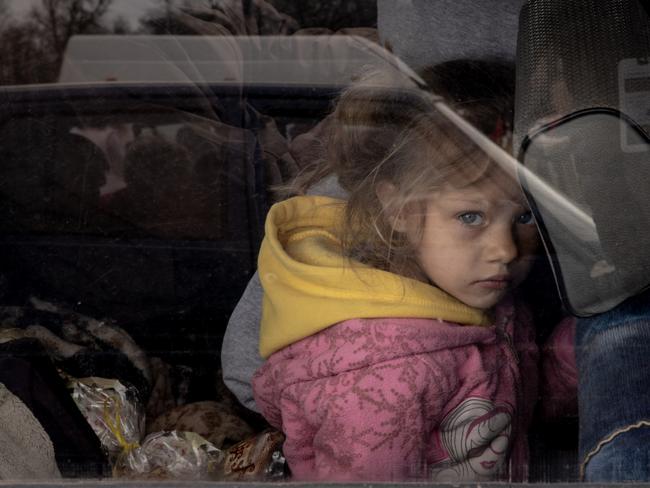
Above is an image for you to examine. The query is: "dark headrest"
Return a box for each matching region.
[515,0,650,315]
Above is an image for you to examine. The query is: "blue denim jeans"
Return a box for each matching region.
[577,292,650,481]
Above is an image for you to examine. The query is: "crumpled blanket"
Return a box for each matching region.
[0,297,151,401]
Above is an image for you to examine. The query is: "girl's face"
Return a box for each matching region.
[404,168,539,310]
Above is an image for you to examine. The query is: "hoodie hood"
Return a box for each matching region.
[258,195,490,358]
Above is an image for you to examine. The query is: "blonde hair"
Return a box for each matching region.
[295,67,513,277]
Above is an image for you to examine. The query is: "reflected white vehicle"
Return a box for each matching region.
[59,34,412,88]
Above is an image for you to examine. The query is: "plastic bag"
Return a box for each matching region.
[69,377,144,460]
[113,431,224,480]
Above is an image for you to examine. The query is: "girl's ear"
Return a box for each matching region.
[375,181,409,232]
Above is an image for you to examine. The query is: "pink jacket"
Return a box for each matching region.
[252,300,540,482]
[540,316,578,420]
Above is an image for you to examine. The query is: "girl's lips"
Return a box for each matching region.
[475,277,512,289]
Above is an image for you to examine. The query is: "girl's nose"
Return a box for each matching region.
[487,225,518,264]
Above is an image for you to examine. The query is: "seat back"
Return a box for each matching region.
[515,0,650,315]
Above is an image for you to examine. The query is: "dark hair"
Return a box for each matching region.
[420,59,514,147]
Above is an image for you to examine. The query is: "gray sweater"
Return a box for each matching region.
[221,176,346,411]
[220,0,526,412]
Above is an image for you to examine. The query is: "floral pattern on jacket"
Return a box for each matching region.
[252,300,540,482]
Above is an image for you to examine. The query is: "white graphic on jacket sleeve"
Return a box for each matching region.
[430,397,513,481]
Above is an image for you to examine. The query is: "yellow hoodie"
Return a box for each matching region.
[258,195,490,358]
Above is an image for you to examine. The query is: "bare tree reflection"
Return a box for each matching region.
[31,0,113,67]
[0,0,114,84]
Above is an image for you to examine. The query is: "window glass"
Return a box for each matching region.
[2,0,648,484]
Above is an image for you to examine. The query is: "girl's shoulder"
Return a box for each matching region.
[277,316,500,368]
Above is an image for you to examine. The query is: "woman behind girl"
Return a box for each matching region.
[252,69,542,481]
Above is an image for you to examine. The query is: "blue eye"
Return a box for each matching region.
[458,212,484,226]
[517,211,535,225]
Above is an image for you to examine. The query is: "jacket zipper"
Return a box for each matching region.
[496,311,526,482]
[496,314,519,364]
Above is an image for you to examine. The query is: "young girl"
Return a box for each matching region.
[251,70,542,482]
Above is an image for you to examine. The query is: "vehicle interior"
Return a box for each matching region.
[1,0,649,484]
